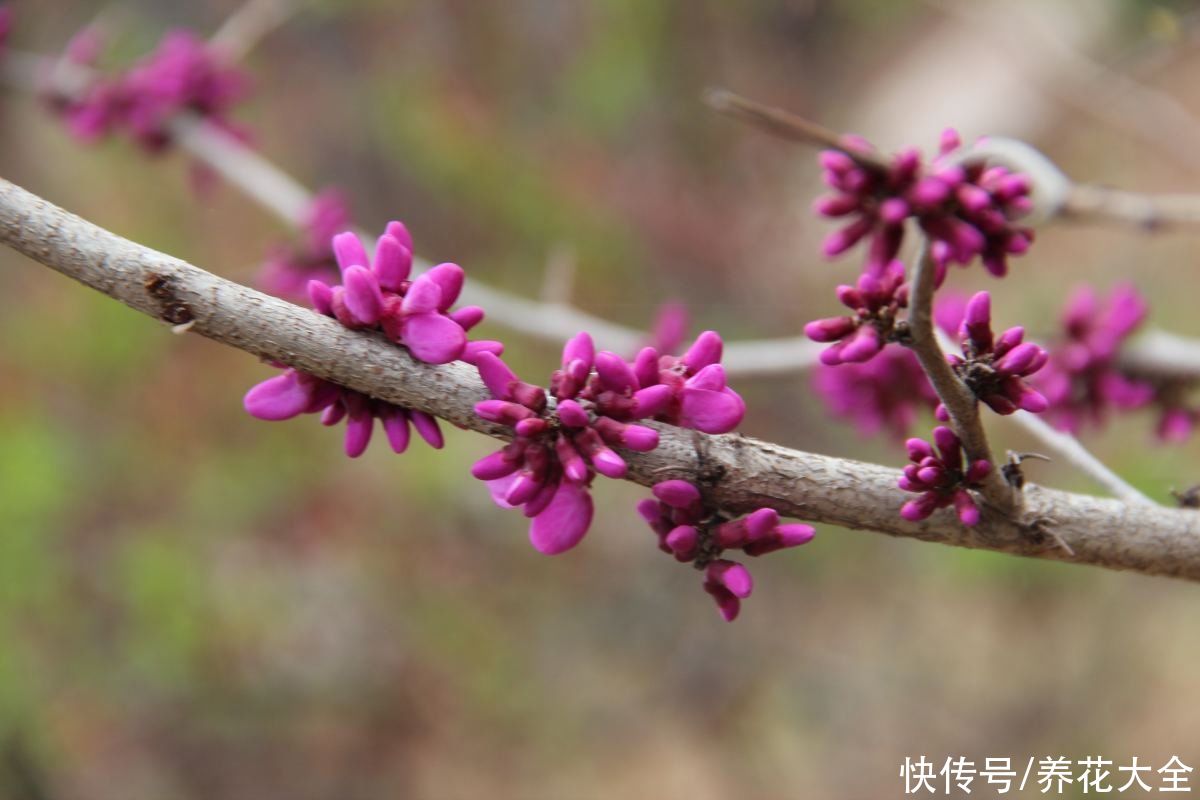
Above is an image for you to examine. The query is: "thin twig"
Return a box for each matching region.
[707,86,1200,231]
[932,330,1154,506]
[209,0,297,62]
[538,243,577,306]
[907,239,1014,513]
[703,88,889,170]
[1012,411,1155,506]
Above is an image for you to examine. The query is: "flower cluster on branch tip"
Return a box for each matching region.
[244,221,502,456]
[638,480,815,621]
[816,129,1033,277]
[45,27,250,154]
[943,291,1048,416]
[804,259,908,365]
[472,331,746,556]
[809,129,1043,527]
[899,427,992,526]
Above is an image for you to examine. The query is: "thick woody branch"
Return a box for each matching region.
[3,179,1198,580]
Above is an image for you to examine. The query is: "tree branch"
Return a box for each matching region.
[1120,330,1200,381]
[4,179,1198,580]
[209,0,297,62]
[932,328,1154,507]
[906,239,1015,513]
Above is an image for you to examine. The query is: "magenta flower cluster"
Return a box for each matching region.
[946,291,1048,415]
[1034,284,1197,440]
[816,129,1033,277]
[813,348,938,440]
[811,293,971,439]
[898,427,992,526]
[50,29,250,153]
[804,259,908,365]
[245,221,499,456]
[472,330,745,556]
[310,223,499,365]
[637,480,815,621]
[245,367,446,457]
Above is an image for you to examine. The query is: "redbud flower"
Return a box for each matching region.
[630,331,746,434]
[472,334,663,555]
[898,427,991,526]
[804,259,908,365]
[257,190,353,299]
[815,129,1033,276]
[245,221,497,456]
[1035,284,1155,433]
[49,29,250,154]
[812,292,967,439]
[244,367,442,457]
[637,479,815,621]
[121,30,250,151]
[309,223,491,364]
[945,291,1049,415]
[1156,403,1199,443]
[813,348,938,439]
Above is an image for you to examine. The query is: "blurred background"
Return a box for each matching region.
[2,0,1200,797]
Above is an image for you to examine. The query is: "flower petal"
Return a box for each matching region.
[401,312,467,364]
[244,372,311,420]
[529,481,593,555]
[679,387,745,433]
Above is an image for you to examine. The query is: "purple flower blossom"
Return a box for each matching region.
[244,367,443,457]
[630,331,746,434]
[245,221,498,456]
[50,29,251,153]
[1035,284,1155,433]
[637,479,815,621]
[898,426,992,526]
[813,348,938,439]
[1156,403,1199,443]
[308,223,499,365]
[815,129,1033,276]
[804,259,908,365]
[811,292,968,439]
[122,30,250,150]
[473,329,745,555]
[257,190,353,299]
[945,291,1048,415]
[472,334,664,555]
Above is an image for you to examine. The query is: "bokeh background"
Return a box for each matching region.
[2,0,1200,797]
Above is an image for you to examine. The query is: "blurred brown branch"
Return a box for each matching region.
[706,88,1200,231]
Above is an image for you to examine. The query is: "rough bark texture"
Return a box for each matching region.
[3,179,1200,580]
